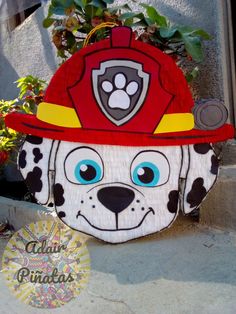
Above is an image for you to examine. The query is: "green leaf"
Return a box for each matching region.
[19,86,28,99]
[131,19,149,27]
[182,35,203,62]
[90,0,106,9]
[159,27,178,38]
[16,81,24,88]
[67,32,76,46]
[144,17,153,26]
[124,17,133,26]
[186,66,199,83]
[103,0,115,4]
[178,26,211,40]
[95,7,103,16]
[50,6,66,16]
[190,29,212,40]
[57,49,67,58]
[85,5,98,19]
[51,0,74,8]
[118,12,144,21]
[22,103,31,114]
[141,4,168,27]
[47,4,54,17]
[74,0,87,9]
[43,17,55,28]
[177,26,194,34]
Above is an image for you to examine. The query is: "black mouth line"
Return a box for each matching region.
[76,208,155,232]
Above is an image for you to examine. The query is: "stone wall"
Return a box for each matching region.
[0,5,57,100]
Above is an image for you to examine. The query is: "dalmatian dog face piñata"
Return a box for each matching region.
[6,26,234,243]
[19,137,218,243]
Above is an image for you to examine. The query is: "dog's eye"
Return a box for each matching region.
[74,159,102,184]
[64,147,103,185]
[132,162,160,186]
[131,151,170,187]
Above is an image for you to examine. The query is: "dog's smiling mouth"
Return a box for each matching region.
[76,207,155,231]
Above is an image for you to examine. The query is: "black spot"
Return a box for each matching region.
[211,155,219,175]
[58,211,66,218]
[167,190,179,213]
[193,143,212,154]
[25,167,42,195]
[53,183,65,207]
[19,150,27,169]
[26,135,43,145]
[47,202,54,208]
[33,148,43,163]
[187,178,207,209]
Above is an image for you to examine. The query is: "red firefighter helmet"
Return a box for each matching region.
[5,26,234,146]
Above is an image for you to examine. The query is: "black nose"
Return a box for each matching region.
[97,186,135,214]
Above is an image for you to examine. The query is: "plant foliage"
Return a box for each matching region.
[43,0,211,78]
[0,76,47,166]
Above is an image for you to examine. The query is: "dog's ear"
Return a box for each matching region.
[180,144,219,214]
[18,135,59,207]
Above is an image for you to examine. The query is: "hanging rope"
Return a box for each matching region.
[83,22,118,48]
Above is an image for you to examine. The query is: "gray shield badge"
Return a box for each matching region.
[92,60,150,126]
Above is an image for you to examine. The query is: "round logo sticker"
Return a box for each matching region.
[2,220,90,308]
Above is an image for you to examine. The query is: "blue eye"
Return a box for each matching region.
[132,162,160,187]
[74,159,102,184]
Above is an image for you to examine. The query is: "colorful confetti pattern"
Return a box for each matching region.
[1,220,90,308]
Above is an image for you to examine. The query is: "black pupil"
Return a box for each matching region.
[138,167,154,184]
[80,165,96,181]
